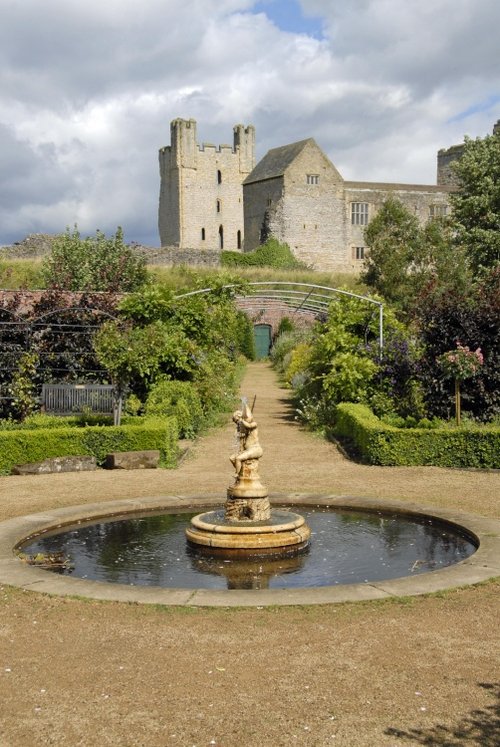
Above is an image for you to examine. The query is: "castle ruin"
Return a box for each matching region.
[158,118,499,272]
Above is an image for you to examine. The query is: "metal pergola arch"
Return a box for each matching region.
[174,282,384,357]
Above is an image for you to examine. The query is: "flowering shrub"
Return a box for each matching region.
[438,342,484,381]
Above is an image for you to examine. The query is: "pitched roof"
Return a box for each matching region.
[243,138,314,184]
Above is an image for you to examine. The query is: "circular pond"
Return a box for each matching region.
[20,506,477,591]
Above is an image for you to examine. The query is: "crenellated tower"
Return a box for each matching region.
[159,118,255,250]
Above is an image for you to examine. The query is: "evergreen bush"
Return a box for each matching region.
[221,238,305,269]
[333,403,500,468]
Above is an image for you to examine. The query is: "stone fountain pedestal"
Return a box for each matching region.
[186,410,311,556]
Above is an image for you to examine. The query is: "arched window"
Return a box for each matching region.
[217,169,222,184]
[218,225,224,250]
[237,230,242,249]
[201,228,205,241]
[216,199,221,213]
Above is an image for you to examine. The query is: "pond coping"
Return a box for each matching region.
[0,494,499,607]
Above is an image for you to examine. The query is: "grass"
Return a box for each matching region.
[149,264,366,294]
[0,257,45,289]
[0,257,365,295]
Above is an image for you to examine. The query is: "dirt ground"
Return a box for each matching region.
[0,362,498,746]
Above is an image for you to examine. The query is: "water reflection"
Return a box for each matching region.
[20,508,476,591]
[187,547,307,589]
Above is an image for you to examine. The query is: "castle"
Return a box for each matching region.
[158,118,498,272]
[159,119,255,253]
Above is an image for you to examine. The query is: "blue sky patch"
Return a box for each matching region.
[253,0,325,39]
[449,94,500,123]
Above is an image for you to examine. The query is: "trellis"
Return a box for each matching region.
[0,305,119,419]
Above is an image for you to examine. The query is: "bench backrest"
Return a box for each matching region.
[41,384,115,414]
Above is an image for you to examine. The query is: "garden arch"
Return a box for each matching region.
[174,282,384,358]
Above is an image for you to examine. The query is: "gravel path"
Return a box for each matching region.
[0,362,498,746]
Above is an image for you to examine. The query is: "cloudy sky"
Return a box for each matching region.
[1,0,499,247]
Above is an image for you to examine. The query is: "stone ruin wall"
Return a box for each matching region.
[0,234,222,268]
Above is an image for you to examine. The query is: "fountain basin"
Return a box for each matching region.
[186,508,311,554]
[2,495,499,606]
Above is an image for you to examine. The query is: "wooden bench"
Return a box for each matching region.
[41,383,115,415]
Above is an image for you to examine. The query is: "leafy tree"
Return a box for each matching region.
[119,279,251,359]
[290,295,384,427]
[42,226,148,292]
[93,281,253,422]
[362,199,470,309]
[450,131,500,273]
[93,319,196,397]
[361,197,423,305]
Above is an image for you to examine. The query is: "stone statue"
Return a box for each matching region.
[226,401,269,521]
[229,403,263,476]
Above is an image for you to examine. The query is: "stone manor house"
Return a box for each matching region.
[158,118,498,272]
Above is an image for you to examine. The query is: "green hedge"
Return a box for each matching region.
[333,403,500,468]
[0,416,178,474]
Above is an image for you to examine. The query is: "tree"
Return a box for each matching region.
[450,131,500,273]
[42,226,148,292]
[361,197,422,305]
[362,199,470,309]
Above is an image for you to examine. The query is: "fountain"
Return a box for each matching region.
[185,401,311,556]
[8,395,497,605]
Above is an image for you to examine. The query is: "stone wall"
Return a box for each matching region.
[437,145,464,187]
[0,233,56,258]
[235,298,316,338]
[137,247,222,267]
[0,235,222,269]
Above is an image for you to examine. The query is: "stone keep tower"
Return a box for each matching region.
[159,118,255,251]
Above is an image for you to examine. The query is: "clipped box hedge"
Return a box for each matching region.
[0,416,178,475]
[333,403,500,468]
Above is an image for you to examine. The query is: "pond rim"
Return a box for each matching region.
[1,494,499,607]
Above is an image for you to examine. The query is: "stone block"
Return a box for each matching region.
[12,455,97,475]
[104,450,160,470]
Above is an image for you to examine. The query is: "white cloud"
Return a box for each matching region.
[0,0,499,246]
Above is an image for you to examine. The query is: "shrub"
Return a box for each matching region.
[235,311,256,360]
[145,380,203,438]
[221,238,305,270]
[270,329,311,374]
[42,226,148,293]
[276,317,295,336]
[333,403,500,468]
[191,350,241,421]
[283,342,313,387]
